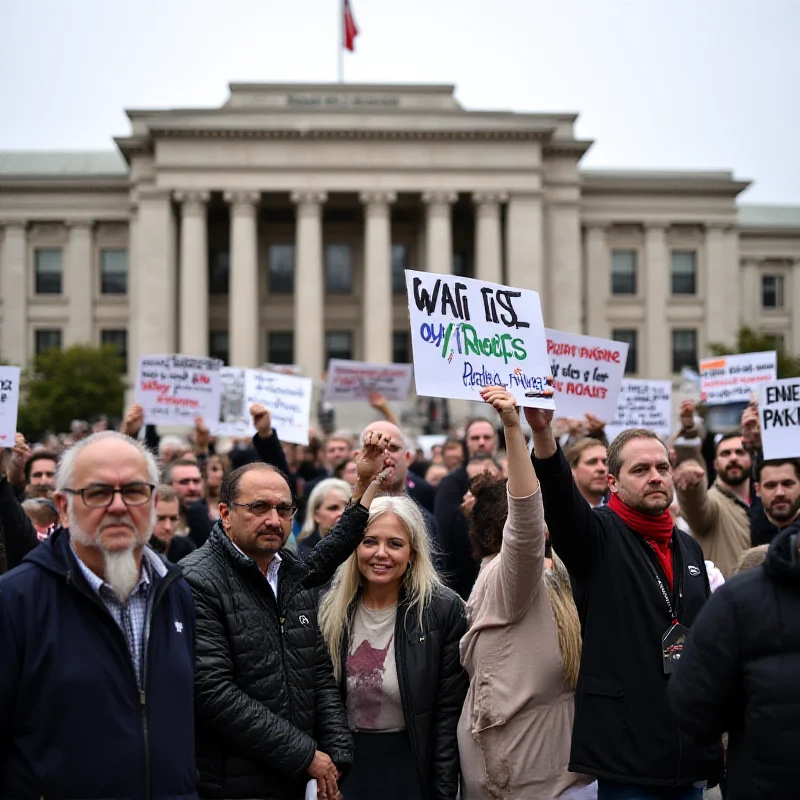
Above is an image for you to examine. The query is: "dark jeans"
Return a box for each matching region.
[341,730,423,800]
[597,780,704,800]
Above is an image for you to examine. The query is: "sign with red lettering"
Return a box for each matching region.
[324,359,414,403]
[545,330,628,422]
[136,355,223,427]
[700,351,776,406]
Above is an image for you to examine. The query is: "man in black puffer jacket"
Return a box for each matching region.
[180,433,390,800]
[669,521,800,799]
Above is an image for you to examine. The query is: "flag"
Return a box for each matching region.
[344,0,358,51]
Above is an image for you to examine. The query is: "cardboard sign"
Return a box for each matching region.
[214,368,312,446]
[759,379,800,460]
[546,329,628,421]
[605,379,672,441]
[700,351,777,406]
[405,269,555,410]
[324,359,413,403]
[0,366,21,447]
[135,355,223,426]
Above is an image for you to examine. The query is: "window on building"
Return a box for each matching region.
[268,332,294,365]
[762,275,784,309]
[671,329,698,373]
[101,329,128,372]
[268,245,295,294]
[452,251,472,278]
[326,332,353,362]
[611,250,637,295]
[209,331,229,365]
[671,250,697,295]
[325,244,353,294]
[35,329,62,355]
[612,329,638,375]
[209,248,230,295]
[99,248,128,295]
[393,331,410,364]
[34,248,63,295]
[391,244,408,294]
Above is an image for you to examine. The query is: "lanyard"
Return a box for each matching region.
[637,538,679,625]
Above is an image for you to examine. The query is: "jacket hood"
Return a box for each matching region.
[764,524,800,585]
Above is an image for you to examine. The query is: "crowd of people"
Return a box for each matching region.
[0,386,798,800]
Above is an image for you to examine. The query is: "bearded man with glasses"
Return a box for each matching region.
[180,431,391,800]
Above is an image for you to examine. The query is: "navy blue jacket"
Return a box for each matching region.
[0,528,198,800]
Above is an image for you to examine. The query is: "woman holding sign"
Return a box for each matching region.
[458,386,594,799]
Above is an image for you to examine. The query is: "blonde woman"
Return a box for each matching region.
[459,386,594,799]
[297,478,352,559]
[319,495,467,800]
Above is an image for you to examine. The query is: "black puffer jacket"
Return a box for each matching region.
[669,524,800,799]
[337,587,468,800]
[180,503,370,799]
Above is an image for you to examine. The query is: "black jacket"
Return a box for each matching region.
[434,467,477,600]
[179,503,370,799]
[251,429,297,496]
[533,445,719,787]
[669,524,800,799]
[0,477,38,574]
[337,588,468,800]
[407,471,436,513]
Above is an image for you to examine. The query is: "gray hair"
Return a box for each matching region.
[158,435,189,456]
[299,478,352,540]
[55,431,160,493]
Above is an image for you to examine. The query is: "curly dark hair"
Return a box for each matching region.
[468,473,509,560]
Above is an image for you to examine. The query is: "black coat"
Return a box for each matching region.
[533,445,720,788]
[669,524,800,799]
[185,500,215,549]
[434,467,477,600]
[0,477,38,574]
[179,503,370,799]
[336,588,468,800]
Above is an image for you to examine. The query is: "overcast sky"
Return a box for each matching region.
[1,0,797,204]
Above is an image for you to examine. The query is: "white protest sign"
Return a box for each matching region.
[546,329,628,421]
[323,360,413,403]
[135,355,223,426]
[759,379,800,460]
[214,368,312,445]
[605,379,672,441]
[0,366,22,447]
[700,351,777,406]
[405,269,555,410]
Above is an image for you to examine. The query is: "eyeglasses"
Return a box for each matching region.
[227,501,297,519]
[63,482,155,508]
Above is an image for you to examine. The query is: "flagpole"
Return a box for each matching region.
[338,0,344,82]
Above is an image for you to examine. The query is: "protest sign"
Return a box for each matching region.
[700,351,776,406]
[546,329,627,422]
[405,269,555,410]
[604,379,672,441]
[135,355,223,426]
[0,366,21,447]
[214,368,312,445]
[759,379,800,460]
[323,359,413,403]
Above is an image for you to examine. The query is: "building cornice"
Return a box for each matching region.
[581,170,751,197]
[0,177,129,193]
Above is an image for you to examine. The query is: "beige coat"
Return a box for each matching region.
[458,488,592,799]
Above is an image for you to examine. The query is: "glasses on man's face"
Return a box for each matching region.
[63,482,155,508]
[228,500,297,519]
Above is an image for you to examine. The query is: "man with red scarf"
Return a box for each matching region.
[526,407,720,800]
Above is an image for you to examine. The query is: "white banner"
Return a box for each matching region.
[546,329,628,421]
[0,366,22,447]
[135,355,223,427]
[323,359,414,403]
[605,379,672,441]
[700,351,777,406]
[405,269,555,409]
[759,379,800,460]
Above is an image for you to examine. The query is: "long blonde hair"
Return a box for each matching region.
[298,478,352,542]
[544,553,582,689]
[319,495,443,681]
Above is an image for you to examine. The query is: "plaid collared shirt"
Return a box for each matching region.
[71,546,162,689]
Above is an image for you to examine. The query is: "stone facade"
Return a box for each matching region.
[1,83,799,412]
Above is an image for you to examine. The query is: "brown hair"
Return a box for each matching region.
[606,428,668,478]
[24,450,57,484]
[155,484,178,503]
[468,474,508,560]
[566,438,607,469]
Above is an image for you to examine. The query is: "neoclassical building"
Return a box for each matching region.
[1,82,798,397]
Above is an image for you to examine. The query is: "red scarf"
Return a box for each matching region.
[608,493,676,590]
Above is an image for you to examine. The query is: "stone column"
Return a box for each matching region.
[705,224,728,346]
[505,193,543,293]
[292,191,327,379]
[0,222,28,365]
[473,192,507,284]
[127,205,140,382]
[546,201,583,332]
[585,224,608,337]
[724,227,742,342]
[176,191,210,356]
[65,221,94,345]
[645,223,669,377]
[135,190,177,355]
[360,191,396,363]
[422,191,456,274]
[793,259,800,356]
[741,258,760,329]
[225,191,261,367]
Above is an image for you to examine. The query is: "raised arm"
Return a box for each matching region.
[0,440,39,571]
[249,403,296,494]
[674,460,719,538]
